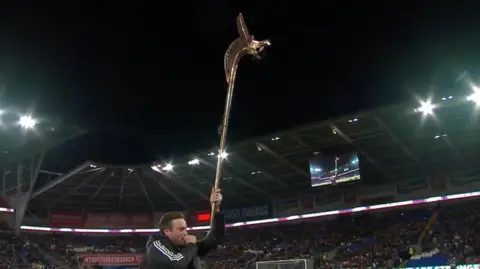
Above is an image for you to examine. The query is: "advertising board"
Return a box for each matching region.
[79,254,142,266]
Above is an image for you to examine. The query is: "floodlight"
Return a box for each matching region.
[162,163,173,171]
[217,151,228,159]
[467,91,480,104]
[150,164,162,173]
[188,159,200,165]
[19,115,37,129]
[414,100,435,115]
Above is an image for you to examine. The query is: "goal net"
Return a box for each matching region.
[256,259,313,269]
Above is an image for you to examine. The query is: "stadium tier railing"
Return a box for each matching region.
[0,190,476,233]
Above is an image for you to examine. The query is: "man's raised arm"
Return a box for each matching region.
[197,188,225,257]
[196,212,225,257]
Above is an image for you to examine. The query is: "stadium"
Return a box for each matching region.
[0,90,478,269]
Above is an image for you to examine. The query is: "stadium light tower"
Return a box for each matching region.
[212,13,270,212]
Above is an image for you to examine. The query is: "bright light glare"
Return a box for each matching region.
[218,151,228,159]
[19,115,37,129]
[415,100,435,115]
[188,159,200,165]
[162,163,173,171]
[150,164,162,173]
[467,91,480,104]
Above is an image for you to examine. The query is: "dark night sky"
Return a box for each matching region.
[0,2,479,170]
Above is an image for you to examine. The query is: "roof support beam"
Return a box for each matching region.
[233,154,300,193]
[150,168,209,201]
[330,124,395,181]
[31,161,91,198]
[88,173,112,205]
[118,169,126,208]
[26,210,42,223]
[134,171,155,211]
[442,136,462,159]
[29,152,45,192]
[199,158,276,201]
[47,169,105,207]
[373,115,421,165]
[256,143,310,178]
[290,132,314,152]
[430,118,462,160]
[16,161,22,195]
[183,172,250,203]
[1,170,9,196]
[148,173,190,209]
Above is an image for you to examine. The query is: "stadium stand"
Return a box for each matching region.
[0,199,477,269]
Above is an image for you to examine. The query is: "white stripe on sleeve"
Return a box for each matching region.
[153,241,184,261]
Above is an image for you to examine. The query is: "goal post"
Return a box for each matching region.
[256,259,313,269]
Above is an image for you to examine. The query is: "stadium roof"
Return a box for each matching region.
[27,94,480,213]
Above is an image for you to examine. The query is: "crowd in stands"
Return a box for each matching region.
[0,222,53,269]
[0,200,479,269]
[205,201,480,269]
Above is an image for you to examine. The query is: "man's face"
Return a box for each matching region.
[164,219,188,245]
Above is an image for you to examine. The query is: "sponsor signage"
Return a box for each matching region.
[49,211,87,228]
[190,205,272,225]
[84,213,152,229]
[223,205,271,222]
[79,254,142,266]
[69,246,94,253]
[48,212,152,229]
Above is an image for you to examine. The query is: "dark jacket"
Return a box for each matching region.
[145,213,225,269]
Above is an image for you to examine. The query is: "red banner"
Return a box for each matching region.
[79,254,142,266]
[49,211,87,228]
[84,213,152,228]
[49,212,152,228]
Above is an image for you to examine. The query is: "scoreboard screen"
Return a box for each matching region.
[309,152,361,187]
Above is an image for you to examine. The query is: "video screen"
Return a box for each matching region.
[309,152,361,187]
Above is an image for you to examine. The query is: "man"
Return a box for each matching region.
[145,188,224,269]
